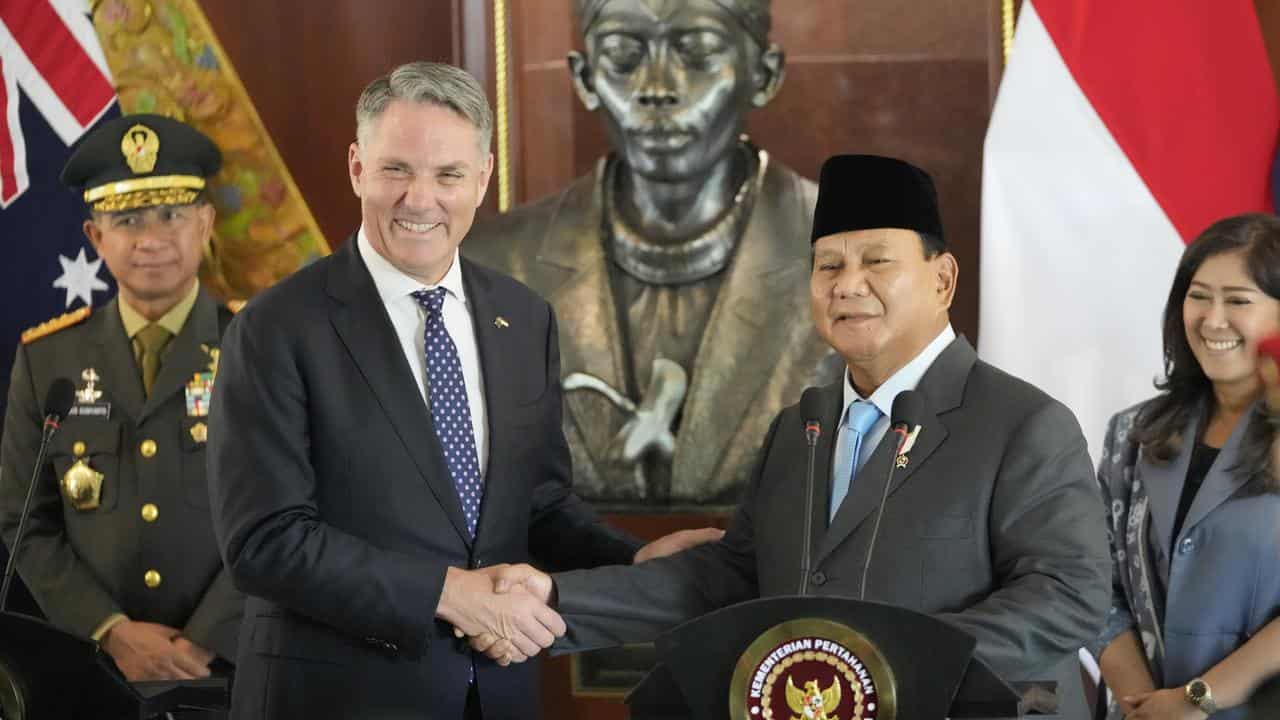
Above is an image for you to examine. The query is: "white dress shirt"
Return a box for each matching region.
[834,324,956,488]
[358,229,488,476]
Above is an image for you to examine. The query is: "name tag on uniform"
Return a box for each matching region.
[69,403,111,419]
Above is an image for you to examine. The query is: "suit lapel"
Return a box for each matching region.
[139,288,221,423]
[535,163,630,468]
[327,240,472,547]
[462,260,517,546]
[1181,403,1253,534]
[1139,434,1189,560]
[90,298,146,421]
[673,155,812,492]
[815,337,972,566]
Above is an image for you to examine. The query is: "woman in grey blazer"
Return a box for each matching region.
[1092,213,1280,720]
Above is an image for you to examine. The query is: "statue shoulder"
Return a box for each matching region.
[20,305,92,345]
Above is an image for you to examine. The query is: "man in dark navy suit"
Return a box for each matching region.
[208,61,716,720]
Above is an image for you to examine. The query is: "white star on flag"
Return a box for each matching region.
[52,248,109,308]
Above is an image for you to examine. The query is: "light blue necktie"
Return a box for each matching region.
[830,400,883,521]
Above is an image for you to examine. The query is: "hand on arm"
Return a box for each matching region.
[634,527,725,563]
[100,619,213,681]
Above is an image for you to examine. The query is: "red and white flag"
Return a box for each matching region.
[0,0,115,207]
[980,0,1279,459]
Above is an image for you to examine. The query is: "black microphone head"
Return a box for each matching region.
[890,390,927,429]
[799,386,824,426]
[44,378,76,421]
[799,386,824,444]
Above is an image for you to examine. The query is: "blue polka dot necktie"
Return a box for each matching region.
[411,288,483,539]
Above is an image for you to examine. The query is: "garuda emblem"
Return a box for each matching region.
[787,675,842,720]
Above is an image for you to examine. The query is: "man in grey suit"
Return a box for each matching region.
[472,155,1112,716]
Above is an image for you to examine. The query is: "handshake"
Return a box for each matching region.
[436,527,723,666]
[440,563,557,666]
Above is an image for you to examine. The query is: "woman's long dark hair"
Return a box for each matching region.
[1131,212,1280,493]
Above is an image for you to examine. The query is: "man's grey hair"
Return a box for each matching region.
[355,61,493,154]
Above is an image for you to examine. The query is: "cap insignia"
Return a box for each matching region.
[121,124,160,174]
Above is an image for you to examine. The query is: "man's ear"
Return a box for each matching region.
[475,152,495,208]
[568,50,601,111]
[348,141,364,198]
[934,252,959,311]
[82,216,103,253]
[752,43,786,108]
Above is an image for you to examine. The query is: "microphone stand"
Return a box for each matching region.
[860,425,909,601]
[1,416,61,611]
[798,421,820,596]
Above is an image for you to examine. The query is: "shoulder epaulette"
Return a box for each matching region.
[225,299,246,314]
[21,306,92,344]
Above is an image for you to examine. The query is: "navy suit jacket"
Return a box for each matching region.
[208,237,640,719]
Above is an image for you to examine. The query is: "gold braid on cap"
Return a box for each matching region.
[84,174,206,212]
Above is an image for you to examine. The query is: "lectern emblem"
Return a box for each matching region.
[786,675,841,720]
[729,619,896,720]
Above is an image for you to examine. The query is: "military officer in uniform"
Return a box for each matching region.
[0,114,242,683]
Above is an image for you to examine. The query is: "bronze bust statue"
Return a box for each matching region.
[465,0,837,509]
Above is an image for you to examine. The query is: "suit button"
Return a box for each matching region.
[811,571,827,586]
[141,503,158,523]
[144,570,162,588]
[72,441,87,457]
[1178,537,1195,555]
[139,439,157,458]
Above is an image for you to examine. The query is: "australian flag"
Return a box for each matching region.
[1,0,119,615]
[1,0,119,421]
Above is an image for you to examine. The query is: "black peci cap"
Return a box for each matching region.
[811,154,944,245]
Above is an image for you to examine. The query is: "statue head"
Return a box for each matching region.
[569,0,784,184]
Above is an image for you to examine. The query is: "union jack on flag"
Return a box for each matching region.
[0,0,120,420]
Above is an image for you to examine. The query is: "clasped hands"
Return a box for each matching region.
[443,527,724,666]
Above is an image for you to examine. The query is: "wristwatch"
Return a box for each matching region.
[1184,677,1218,715]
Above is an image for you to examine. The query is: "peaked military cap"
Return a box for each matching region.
[811,154,944,245]
[61,113,221,213]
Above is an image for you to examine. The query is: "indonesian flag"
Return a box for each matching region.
[979,0,1279,460]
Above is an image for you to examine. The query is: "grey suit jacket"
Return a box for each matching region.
[554,337,1112,716]
[464,156,837,506]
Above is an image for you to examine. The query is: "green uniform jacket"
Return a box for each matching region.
[0,290,242,660]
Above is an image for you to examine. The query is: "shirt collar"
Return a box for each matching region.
[841,324,956,426]
[358,226,467,307]
[118,279,200,339]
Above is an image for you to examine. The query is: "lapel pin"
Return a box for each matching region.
[895,454,909,469]
[899,425,921,455]
[494,316,509,329]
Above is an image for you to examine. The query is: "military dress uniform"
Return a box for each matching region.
[0,114,243,665]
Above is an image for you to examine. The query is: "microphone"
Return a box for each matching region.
[1,378,75,612]
[859,390,926,601]
[797,387,823,596]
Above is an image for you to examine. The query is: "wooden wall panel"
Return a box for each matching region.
[197,0,462,248]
